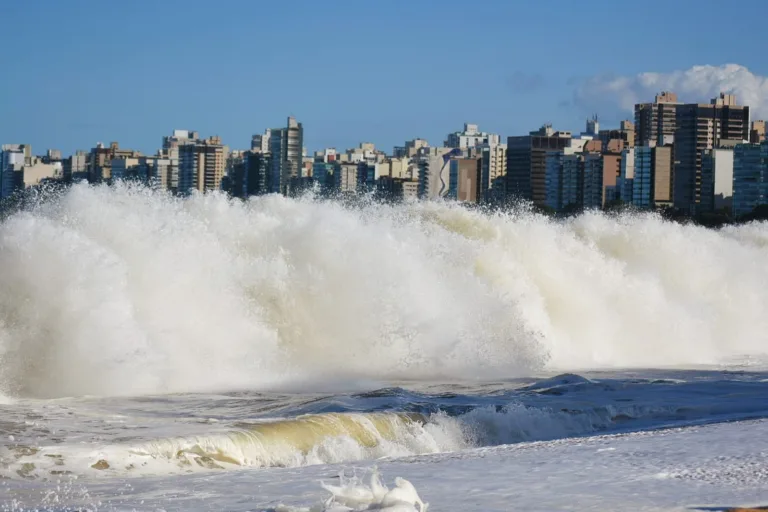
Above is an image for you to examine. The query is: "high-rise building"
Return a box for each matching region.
[161,130,199,191]
[582,153,604,210]
[149,157,172,189]
[357,162,387,193]
[444,123,500,149]
[618,148,636,204]
[479,143,507,202]
[447,157,480,202]
[63,151,88,183]
[507,125,572,206]
[177,136,227,194]
[20,160,63,188]
[312,161,336,193]
[251,129,271,153]
[635,91,679,147]
[43,149,62,163]
[599,120,635,148]
[87,142,142,183]
[701,148,734,212]
[750,120,766,144]
[344,143,386,165]
[673,93,749,212]
[240,150,271,197]
[584,115,599,137]
[268,117,303,194]
[544,149,582,211]
[376,176,411,201]
[1,144,31,198]
[110,157,145,182]
[732,142,768,217]
[394,138,429,158]
[334,162,359,193]
[600,139,623,207]
[417,147,462,199]
[632,144,673,209]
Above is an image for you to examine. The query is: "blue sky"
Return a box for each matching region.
[2,0,767,156]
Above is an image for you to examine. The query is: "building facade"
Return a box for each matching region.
[417,147,461,199]
[1,144,30,198]
[635,91,679,147]
[161,129,199,191]
[700,148,734,212]
[750,120,766,144]
[479,143,507,202]
[673,93,749,212]
[732,142,768,217]
[269,117,304,194]
[444,123,500,149]
[618,148,635,204]
[507,125,571,206]
[582,153,603,209]
[447,157,480,202]
[63,151,88,183]
[177,136,227,194]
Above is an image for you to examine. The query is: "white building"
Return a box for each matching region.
[110,157,143,181]
[545,147,582,211]
[334,162,359,193]
[269,117,303,193]
[701,148,734,211]
[479,143,507,201]
[1,144,30,198]
[161,129,200,191]
[417,147,462,199]
[339,143,386,165]
[21,161,63,188]
[618,148,636,203]
[444,123,500,149]
[251,129,271,153]
[65,151,88,182]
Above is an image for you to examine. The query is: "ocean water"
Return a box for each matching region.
[1,183,768,511]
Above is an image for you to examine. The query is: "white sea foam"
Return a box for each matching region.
[0,183,767,398]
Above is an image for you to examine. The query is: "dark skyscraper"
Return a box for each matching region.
[506,125,572,206]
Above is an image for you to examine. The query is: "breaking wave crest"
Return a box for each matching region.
[5,394,751,480]
[1,183,768,398]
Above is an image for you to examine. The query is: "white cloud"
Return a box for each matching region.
[572,64,768,119]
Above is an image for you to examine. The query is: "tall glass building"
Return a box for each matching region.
[732,141,768,217]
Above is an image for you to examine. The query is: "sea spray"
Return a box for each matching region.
[0,183,767,398]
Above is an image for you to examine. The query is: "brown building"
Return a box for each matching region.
[87,142,142,182]
[449,157,480,202]
[599,120,635,148]
[178,136,227,193]
[601,140,624,207]
[635,92,679,147]
[507,125,571,206]
[652,145,673,206]
[751,120,766,143]
[673,93,749,211]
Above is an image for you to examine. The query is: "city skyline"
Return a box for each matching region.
[2,0,768,156]
[3,89,768,222]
